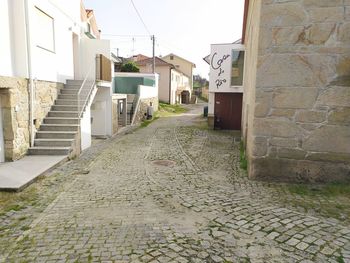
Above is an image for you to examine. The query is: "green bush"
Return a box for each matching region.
[120,61,140,72]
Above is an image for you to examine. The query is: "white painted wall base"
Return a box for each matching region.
[80,106,91,151]
[91,85,112,137]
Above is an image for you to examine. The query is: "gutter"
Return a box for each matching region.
[24,0,34,147]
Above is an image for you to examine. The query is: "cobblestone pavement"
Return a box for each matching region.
[1,103,350,262]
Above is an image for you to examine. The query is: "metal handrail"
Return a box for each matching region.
[77,63,95,119]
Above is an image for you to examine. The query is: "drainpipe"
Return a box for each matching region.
[169,68,172,104]
[24,0,35,147]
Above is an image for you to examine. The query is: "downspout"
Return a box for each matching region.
[24,0,34,147]
[169,68,172,104]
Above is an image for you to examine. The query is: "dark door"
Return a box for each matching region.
[214,93,243,130]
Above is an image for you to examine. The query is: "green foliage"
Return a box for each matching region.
[120,61,140,72]
[288,183,350,198]
[240,141,247,170]
[158,103,188,117]
[199,96,208,102]
[336,255,345,263]
[140,117,159,128]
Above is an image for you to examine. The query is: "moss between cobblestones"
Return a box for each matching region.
[288,183,350,198]
[336,255,345,263]
[285,183,350,222]
[240,141,248,171]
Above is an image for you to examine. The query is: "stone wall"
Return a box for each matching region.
[34,80,63,129]
[0,77,29,161]
[243,0,350,182]
[133,97,159,124]
[112,98,119,135]
[0,76,62,161]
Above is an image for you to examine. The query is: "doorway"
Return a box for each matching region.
[214,93,243,130]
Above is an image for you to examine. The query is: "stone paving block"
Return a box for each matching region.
[0,103,349,262]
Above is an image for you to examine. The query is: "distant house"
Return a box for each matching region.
[136,57,191,104]
[162,54,196,89]
[111,53,127,72]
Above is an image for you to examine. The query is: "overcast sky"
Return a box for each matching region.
[84,0,245,78]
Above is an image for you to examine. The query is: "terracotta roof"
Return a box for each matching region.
[130,54,150,62]
[136,57,174,67]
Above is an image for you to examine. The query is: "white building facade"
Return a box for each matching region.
[0,0,113,161]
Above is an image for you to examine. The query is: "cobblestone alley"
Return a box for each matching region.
[1,103,350,263]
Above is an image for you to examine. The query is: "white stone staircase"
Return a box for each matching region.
[28,80,94,156]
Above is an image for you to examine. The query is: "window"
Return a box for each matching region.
[171,73,174,81]
[231,50,245,86]
[35,7,55,52]
[170,55,174,60]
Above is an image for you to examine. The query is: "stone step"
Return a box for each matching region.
[36,131,77,139]
[48,111,79,118]
[28,147,71,156]
[34,139,74,147]
[55,99,79,106]
[51,105,79,111]
[44,117,79,124]
[40,124,79,132]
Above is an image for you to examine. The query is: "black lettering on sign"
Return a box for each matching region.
[211,52,230,89]
[215,79,226,89]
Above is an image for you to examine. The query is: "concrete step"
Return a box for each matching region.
[34,138,74,147]
[28,147,71,156]
[48,111,79,118]
[40,124,79,132]
[58,94,77,100]
[44,117,79,124]
[64,83,95,89]
[63,86,80,90]
[60,89,90,95]
[36,131,77,139]
[55,99,79,106]
[51,105,79,111]
[66,80,94,85]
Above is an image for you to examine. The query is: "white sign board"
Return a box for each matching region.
[209,43,244,93]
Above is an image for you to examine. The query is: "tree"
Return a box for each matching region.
[120,61,140,72]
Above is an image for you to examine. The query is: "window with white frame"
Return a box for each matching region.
[35,7,55,52]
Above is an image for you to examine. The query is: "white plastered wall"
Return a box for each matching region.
[0,0,81,82]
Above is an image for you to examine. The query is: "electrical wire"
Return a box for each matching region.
[129,0,152,36]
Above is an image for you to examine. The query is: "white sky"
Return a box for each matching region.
[84,0,245,78]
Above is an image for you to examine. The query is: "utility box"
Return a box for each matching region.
[203,106,208,117]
